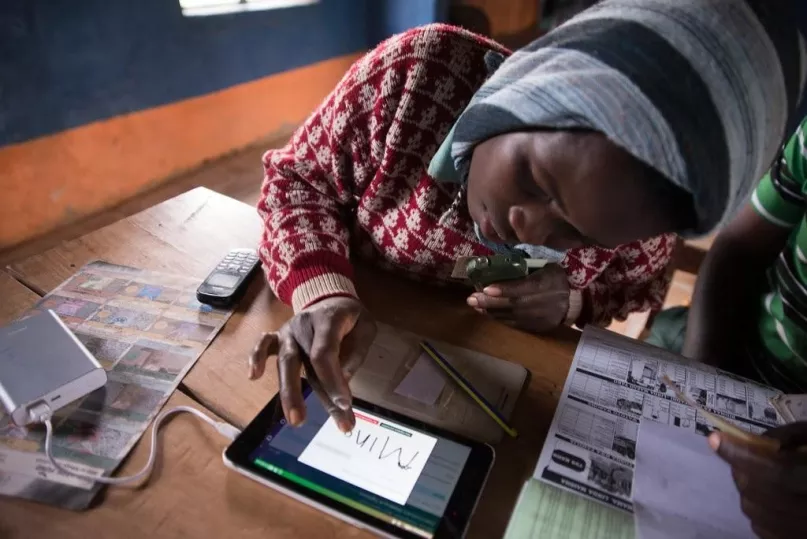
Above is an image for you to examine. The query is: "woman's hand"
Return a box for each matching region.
[249,297,377,433]
[710,423,807,539]
[466,264,572,333]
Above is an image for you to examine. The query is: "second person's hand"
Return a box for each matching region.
[248,296,377,433]
[710,423,807,539]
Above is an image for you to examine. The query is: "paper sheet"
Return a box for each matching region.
[504,478,633,539]
[393,352,447,406]
[0,261,233,509]
[532,327,782,513]
[633,420,755,539]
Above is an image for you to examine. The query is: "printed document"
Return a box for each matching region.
[533,327,781,512]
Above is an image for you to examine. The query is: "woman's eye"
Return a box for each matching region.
[517,174,549,200]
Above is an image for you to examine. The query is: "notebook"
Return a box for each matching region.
[350,323,530,444]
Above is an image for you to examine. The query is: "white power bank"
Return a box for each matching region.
[0,310,107,426]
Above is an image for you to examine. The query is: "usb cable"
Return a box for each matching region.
[27,402,241,487]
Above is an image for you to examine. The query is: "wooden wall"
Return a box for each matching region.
[448,0,541,48]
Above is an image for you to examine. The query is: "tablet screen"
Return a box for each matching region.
[248,389,472,538]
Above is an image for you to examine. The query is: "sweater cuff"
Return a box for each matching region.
[272,251,359,312]
[564,289,584,325]
[291,273,358,312]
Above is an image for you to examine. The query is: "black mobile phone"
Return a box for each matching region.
[224,380,495,539]
[196,248,260,307]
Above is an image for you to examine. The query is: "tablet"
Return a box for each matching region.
[224,381,495,539]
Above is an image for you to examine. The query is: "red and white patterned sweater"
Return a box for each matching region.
[257,24,675,326]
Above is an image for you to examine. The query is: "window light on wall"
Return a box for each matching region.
[180,0,319,17]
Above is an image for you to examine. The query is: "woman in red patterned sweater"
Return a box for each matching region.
[250,25,677,431]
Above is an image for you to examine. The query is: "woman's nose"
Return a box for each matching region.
[509,204,552,245]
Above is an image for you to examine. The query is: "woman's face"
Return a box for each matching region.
[465,130,691,249]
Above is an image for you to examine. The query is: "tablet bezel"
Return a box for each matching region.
[224,382,495,539]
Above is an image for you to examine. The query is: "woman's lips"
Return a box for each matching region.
[543,235,582,251]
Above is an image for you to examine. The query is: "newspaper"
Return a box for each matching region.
[533,326,782,513]
[0,261,233,509]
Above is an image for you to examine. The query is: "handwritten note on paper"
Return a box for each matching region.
[633,420,755,539]
[393,353,447,406]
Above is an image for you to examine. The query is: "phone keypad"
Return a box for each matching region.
[215,250,259,274]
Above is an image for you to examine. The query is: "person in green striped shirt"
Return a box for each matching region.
[684,120,807,391]
[681,118,807,539]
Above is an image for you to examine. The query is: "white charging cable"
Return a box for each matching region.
[28,402,241,487]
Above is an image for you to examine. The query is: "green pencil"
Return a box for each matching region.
[419,340,518,438]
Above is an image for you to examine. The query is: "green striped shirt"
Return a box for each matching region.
[750,119,807,391]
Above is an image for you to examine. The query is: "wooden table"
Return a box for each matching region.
[0,188,580,539]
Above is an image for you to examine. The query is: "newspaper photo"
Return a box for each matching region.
[0,261,233,510]
[533,326,782,513]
